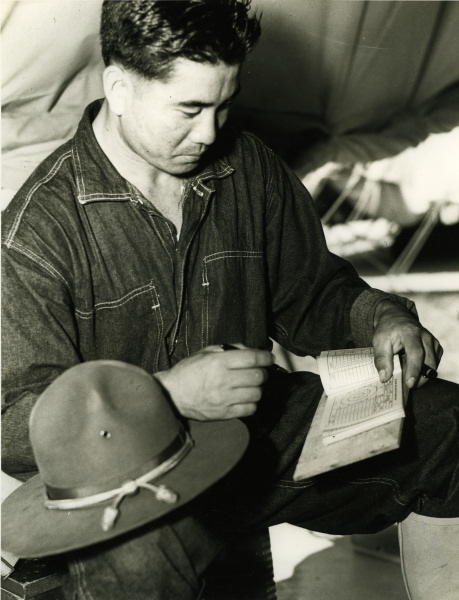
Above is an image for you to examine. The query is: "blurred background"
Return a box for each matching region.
[2,1,458,598]
[232,0,459,386]
[2,0,458,383]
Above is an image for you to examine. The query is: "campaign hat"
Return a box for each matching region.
[1,360,249,557]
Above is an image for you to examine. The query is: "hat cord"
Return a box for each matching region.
[101,480,179,531]
[44,432,193,531]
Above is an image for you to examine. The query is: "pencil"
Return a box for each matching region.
[420,364,438,379]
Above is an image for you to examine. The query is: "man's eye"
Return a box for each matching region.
[181,109,201,118]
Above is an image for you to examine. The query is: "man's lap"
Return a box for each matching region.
[63,372,459,598]
[199,372,459,536]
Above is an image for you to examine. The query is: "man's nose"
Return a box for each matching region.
[190,111,218,147]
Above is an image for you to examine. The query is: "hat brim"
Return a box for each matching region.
[2,419,248,558]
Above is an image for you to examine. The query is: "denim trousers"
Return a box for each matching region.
[63,371,459,599]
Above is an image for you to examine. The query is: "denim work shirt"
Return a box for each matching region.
[2,101,402,476]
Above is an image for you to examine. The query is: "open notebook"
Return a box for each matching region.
[294,348,406,480]
[318,347,404,444]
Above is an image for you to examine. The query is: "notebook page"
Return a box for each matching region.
[317,347,391,395]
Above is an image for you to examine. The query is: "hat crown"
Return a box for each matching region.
[30,361,180,494]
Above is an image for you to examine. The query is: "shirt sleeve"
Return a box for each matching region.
[1,245,81,478]
[259,139,417,355]
[350,288,418,348]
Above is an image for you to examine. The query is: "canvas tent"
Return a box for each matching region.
[234,0,459,227]
[2,0,459,228]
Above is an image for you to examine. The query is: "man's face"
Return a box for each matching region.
[118,58,241,176]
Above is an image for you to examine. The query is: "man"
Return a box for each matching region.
[2,1,458,599]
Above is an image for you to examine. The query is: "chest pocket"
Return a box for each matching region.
[200,250,267,348]
[75,282,164,372]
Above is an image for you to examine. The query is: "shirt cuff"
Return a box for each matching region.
[350,288,418,348]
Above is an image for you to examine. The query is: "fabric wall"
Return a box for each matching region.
[234,0,459,174]
[1,0,104,207]
[2,0,459,221]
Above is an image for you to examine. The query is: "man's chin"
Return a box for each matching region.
[168,157,204,175]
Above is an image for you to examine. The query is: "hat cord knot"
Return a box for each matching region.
[45,429,193,532]
[102,480,179,531]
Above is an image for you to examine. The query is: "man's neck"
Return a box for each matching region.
[92,101,185,233]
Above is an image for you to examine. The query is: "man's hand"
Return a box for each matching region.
[154,344,274,420]
[373,299,443,390]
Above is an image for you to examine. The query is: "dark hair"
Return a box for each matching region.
[100,0,261,79]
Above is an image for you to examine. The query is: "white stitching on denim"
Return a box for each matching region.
[201,263,209,347]
[343,476,409,505]
[192,163,233,185]
[72,145,85,199]
[192,185,205,197]
[75,281,164,370]
[201,262,209,287]
[151,287,163,370]
[276,480,315,489]
[7,241,70,288]
[78,194,132,204]
[195,579,206,599]
[148,214,173,264]
[79,193,132,198]
[75,284,156,318]
[201,182,212,194]
[242,130,276,207]
[184,290,190,356]
[274,322,289,340]
[346,475,408,496]
[167,183,204,352]
[76,559,95,600]
[127,184,145,206]
[203,250,263,263]
[194,169,212,180]
[216,165,233,176]
[71,559,85,600]
[200,251,263,346]
[68,560,83,599]
[5,151,72,247]
[164,220,177,245]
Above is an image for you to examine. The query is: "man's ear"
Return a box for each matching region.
[102,65,129,116]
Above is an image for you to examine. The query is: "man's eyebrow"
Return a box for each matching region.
[178,84,241,108]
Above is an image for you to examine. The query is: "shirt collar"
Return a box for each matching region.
[72,100,234,206]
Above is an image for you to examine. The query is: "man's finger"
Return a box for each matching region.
[223,348,274,369]
[225,402,258,419]
[401,341,425,389]
[230,367,269,388]
[373,336,395,383]
[226,386,263,406]
[202,344,245,353]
